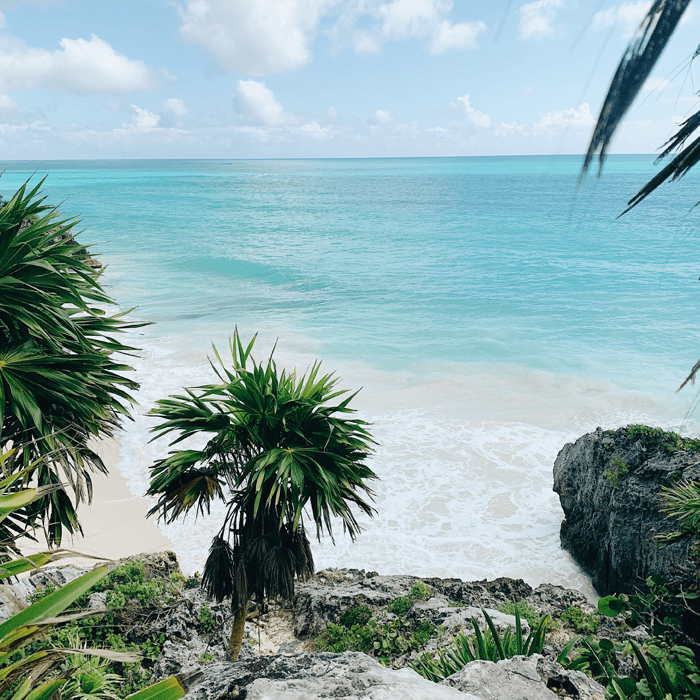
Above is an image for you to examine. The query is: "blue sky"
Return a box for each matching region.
[1,0,700,159]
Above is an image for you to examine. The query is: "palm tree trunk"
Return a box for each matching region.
[226,605,247,661]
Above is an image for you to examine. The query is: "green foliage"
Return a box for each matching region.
[598,575,697,644]
[495,600,542,630]
[197,653,213,665]
[184,574,200,590]
[561,607,602,634]
[197,604,215,634]
[410,582,432,600]
[317,608,438,665]
[0,179,146,547]
[625,426,700,454]
[6,561,187,699]
[658,479,700,553]
[60,632,123,700]
[147,329,378,663]
[605,456,629,488]
[388,596,412,617]
[412,605,551,683]
[565,635,700,700]
[388,582,433,617]
[339,606,371,628]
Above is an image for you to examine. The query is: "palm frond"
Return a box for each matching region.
[581,0,692,180]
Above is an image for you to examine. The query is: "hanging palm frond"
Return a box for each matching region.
[581,0,692,180]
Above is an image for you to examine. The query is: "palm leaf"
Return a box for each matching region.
[582,0,692,179]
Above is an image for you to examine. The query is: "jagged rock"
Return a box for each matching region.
[428,577,534,607]
[294,569,548,638]
[294,570,418,636]
[536,657,606,699]
[528,584,593,616]
[184,652,479,700]
[125,551,180,580]
[440,655,558,699]
[86,592,107,610]
[553,426,700,594]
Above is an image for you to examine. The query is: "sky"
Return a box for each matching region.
[1,0,700,159]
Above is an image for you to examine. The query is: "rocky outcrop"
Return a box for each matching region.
[294,568,591,639]
[553,426,700,595]
[442,654,605,700]
[182,652,606,700]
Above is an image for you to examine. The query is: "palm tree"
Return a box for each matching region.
[0,178,145,547]
[146,332,377,660]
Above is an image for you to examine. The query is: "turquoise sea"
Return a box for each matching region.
[2,156,700,592]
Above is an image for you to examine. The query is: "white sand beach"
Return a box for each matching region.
[20,438,173,565]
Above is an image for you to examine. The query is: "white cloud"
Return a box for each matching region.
[236,79,287,125]
[178,0,332,75]
[455,94,491,128]
[428,19,486,53]
[164,98,188,116]
[371,109,393,124]
[519,0,563,40]
[0,93,17,111]
[0,34,163,93]
[178,0,485,75]
[353,29,382,53]
[593,1,651,36]
[130,105,160,132]
[534,102,594,129]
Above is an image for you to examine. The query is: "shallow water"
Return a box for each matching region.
[2,156,699,593]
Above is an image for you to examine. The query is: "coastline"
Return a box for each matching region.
[68,437,173,560]
[21,438,173,564]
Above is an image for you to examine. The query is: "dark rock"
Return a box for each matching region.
[536,657,606,699]
[553,426,700,595]
[528,584,592,616]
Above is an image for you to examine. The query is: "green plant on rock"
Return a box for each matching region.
[59,631,123,700]
[197,604,215,634]
[561,606,601,634]
[0,179,146,547]
[625,426,700,455]
[495,600,542,630]
[316,603,438,665]
[605,456,629,489]
[0,482,196,700]
[412,605,551,682]
[147,331,378,661]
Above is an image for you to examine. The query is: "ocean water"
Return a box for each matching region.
[3,156,700,595]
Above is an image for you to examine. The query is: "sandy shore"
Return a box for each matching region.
[21,438,173,565]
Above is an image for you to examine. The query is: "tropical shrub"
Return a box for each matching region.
[0,477,193,700]
[147,331,377,660]
[0,179,144,546]
[411,605,551,682]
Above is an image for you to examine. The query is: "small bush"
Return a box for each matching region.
[561,607,601,634]
[339,605,372,627]
[389,596,412,617]
[605,455,629,488]
[198,603,216,633]
[495,600,541,629]
[410,582,432,600]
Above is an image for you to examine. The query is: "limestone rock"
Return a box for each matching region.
[440,655,558,700]
[553,426,700,594]
[294,570,418,636]
[536,657,606,700]
[184,652,479,700]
